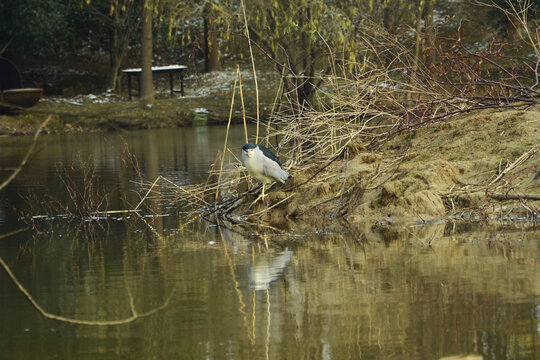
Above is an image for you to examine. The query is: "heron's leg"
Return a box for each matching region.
[251,184,267,205]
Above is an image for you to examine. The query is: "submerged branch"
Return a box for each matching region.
[0,251,176,326]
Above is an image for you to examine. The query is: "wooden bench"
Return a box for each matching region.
[122,65,187,100]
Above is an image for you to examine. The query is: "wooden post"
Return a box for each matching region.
[127,73,132,100]
[169,71,173,96]
[140,0,154,107]
[180,69,184,96]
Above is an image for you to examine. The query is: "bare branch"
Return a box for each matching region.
[0,116,51,191]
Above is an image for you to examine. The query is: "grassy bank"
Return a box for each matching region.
[291,106,540,223]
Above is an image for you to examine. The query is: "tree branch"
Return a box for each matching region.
[0,116,51,192]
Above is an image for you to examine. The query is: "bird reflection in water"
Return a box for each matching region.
[249,249,293,291]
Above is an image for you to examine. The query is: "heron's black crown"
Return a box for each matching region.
[242,143,257,151]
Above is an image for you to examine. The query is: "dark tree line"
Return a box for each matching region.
[1,0,537,105]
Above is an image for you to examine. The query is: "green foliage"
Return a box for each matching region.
[0,0,74,57]
[0,0,142,61]
[195,0,443,106]
[1,0,538,100]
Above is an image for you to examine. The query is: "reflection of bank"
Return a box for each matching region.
[249,249,293,291]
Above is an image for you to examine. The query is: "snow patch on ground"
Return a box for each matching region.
[47,90,123,105]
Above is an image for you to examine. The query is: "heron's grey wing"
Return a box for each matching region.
[242,150,248,168]
[258,144,282,167]
[261,153,290,183]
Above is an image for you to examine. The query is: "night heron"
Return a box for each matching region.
[242,143,290,201]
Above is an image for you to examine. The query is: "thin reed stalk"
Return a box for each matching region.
[238,66,249,144]
[265,66,286,148]
[240,0,260,142]
[215,67,240,202]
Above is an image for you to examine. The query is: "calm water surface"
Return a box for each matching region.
[0,126,538,360]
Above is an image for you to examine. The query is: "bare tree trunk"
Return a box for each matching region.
[413,0,425,72]
[108,28,122,90]
[85,1,140,92]
[203,4,221,73]
[207,18,221,72]
[409,0,426,101]
[203,16,209,73]
[140,0,154,107]
[425,0,436,66]
[299,12,308,108]
[108,57,122,91]
[298,6,314,108]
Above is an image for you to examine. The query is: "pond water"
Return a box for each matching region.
[0,126,538,360]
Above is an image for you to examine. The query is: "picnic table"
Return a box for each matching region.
[122,65,187,100]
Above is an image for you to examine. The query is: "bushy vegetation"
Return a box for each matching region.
[1,1,538,98]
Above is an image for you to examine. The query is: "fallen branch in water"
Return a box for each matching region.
[203,184,262,218]
[30,209,142,220]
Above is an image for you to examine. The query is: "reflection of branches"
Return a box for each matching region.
[218,224,255,345]
[0,250,176,326]
[0,115,51,191]
[19,154,110,232]
[55,154,108,218]
[0,228,29,240]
